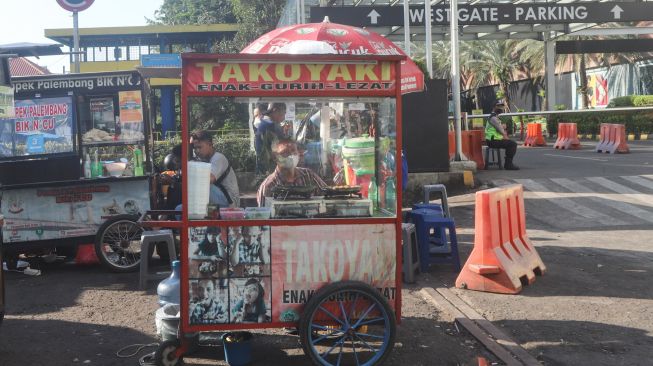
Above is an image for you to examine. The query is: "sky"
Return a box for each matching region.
[0,0,164,73]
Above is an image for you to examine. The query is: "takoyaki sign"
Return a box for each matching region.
[184,60,397,95]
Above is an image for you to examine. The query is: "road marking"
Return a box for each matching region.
[543,154,609,162]
[551,178,653,224]
[586,176,653,207]
[515,179,626,226]
[621,175,653,191]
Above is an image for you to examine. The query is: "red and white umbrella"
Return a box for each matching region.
[241,19,425,94]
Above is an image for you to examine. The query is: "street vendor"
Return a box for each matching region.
[256,139,327,206]
[255,103,292,175]
[190,130,241,207]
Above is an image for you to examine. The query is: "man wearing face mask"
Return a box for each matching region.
[256,139,327,206]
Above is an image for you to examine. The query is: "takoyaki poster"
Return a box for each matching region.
[1,179,150,243]
[187,226,272,325]
[270,224,397,323]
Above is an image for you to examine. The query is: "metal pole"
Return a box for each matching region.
[450,0,463,161]
[544,32,556,111]
[403,0,411,57]
[73,11,80,73]
[425,0,432,78]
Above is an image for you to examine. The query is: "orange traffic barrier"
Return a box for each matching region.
[596,123,629,154]
[523,123,546,147]
[448,130,485,169]
[75,243,99,265]
[553,122,580,150]
[464,130,485,170]
[455,184,546,294]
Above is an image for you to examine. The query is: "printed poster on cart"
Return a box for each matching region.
[185,224,396,326]
[1,179,150,243]
[0,97,74,157]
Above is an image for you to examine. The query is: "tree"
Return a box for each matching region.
[213,0,286,53]
[464,40,523,112]
[150,0,236,25]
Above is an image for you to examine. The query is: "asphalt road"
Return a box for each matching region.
[428,139,653,365]
[1,139,652,366]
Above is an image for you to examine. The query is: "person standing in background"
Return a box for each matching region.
[190,130,241,207]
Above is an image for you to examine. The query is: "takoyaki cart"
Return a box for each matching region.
[0,70,155,272]
[146,53,405,365]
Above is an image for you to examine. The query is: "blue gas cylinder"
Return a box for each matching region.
[157,260,181,307]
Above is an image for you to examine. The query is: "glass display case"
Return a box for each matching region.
[78,93,147,178]
[186,96,397,219]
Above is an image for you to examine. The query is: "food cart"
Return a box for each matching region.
[144,53,405,365]
[0,70,155,272]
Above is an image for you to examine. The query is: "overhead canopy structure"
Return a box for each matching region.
[306,0,653,42]
[44,24,239,48]
[0,42,63,57]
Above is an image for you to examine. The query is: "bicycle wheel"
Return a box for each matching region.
[299,281,396,366]
[94,215,144,273]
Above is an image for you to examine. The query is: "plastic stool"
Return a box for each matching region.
[413,184,450,218]
[401,223,420,283]
[407,209,461,272]
[140,229,176,290]
[484,145,503,170]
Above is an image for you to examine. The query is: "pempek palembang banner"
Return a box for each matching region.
[0,97,74,157]
[0,179,150,243]
[184,59,397,95]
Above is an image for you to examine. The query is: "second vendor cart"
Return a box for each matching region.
[148,53,406,365]
[0,70,157,272]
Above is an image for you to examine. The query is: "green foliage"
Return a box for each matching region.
[153,136,255,173]
[188,97,248,132]
[213,136,256,172]
[150,0,236,25]
[547,110,653,136]
[607,95,653,108]
[213,0,287,53]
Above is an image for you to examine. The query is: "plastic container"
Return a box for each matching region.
[157,260,180,307]
[222,331,253,366]
[133,148,144,176]
[244,207,271,220]
[154,303,199,351]
[220,207,246,220]
[385,178,396,213]
[187,162,211,219]
[368,179,378,211]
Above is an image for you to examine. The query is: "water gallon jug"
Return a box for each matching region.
[157,260,181,307]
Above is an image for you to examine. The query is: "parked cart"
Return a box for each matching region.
[141,53,408,365]
[0,70,158,272]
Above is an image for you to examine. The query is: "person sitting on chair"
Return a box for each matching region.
[485,105,520,170]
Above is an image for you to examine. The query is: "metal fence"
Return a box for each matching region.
[153,129,250,141]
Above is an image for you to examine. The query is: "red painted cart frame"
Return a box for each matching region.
[155,53,405,342]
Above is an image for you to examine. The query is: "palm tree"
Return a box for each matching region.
[464,40,523,112]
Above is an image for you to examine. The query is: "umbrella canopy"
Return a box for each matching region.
[241,19,424,94]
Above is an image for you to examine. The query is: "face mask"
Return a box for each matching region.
[278,154,299,169]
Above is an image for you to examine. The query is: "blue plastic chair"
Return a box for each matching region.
[406,208,460,272]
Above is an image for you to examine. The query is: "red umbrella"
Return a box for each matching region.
[241,19,424,94]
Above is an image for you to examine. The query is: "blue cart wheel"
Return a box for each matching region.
[299,281,396,366]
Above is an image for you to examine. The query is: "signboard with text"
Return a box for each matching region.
[12,72,141,95]
[183,59,397,95]
[311,3,653,27]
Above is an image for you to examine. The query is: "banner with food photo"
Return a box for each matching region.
[0,97,74,157]
[270,224,397,323]
[0,179,150,242]
[118,91,145,141]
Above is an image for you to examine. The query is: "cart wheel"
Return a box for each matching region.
[94,215,144,273]
[299,281,396,366]
[154,339,183,366]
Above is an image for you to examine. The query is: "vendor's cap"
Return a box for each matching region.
[263,102,286,114]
